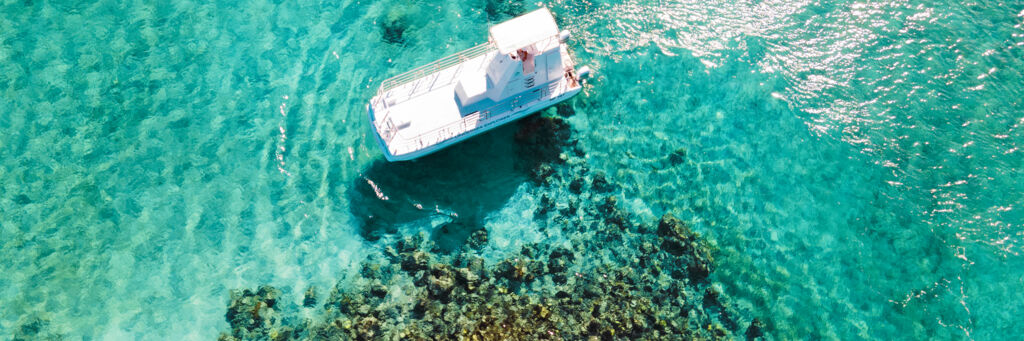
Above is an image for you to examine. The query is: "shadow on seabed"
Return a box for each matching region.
[348,108,575,252]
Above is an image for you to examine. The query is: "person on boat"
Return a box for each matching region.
[517,49,534,73]
[517,48,528,61]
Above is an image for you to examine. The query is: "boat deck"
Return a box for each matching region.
[370,42,580,160]
[377,53,491,139]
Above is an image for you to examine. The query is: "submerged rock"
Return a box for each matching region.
[379,16,407,44]
[746,318,765,340]
[537,194,555,215]
[598,196,630,230]
[465,227,489,250]
[515,115,572,171]
[569,177,585,194]
[302,287,317,308]
[591,171,614,193]
[356,316,380,339]
[221,286,290,340]
[547,246,575,273]
[456,266,480,291]
[12,316,63,341]
[556,102,575,117]
[598,196,618,214]
[426,264,456,302]
[667,147,687,165]
[657,214,714,282]
[401,250,429,273]
[531,163,556,184]
[484,0,525,20]
[369,282,389,299]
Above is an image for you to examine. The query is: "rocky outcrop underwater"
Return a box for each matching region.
[219,109,765,340]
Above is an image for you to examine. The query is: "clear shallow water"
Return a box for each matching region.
[1,0,1021,339]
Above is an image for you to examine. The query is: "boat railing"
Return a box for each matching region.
[389,81,562,156]
[374,32,577,156]
[376,42,496,96]
[534,34,563,54]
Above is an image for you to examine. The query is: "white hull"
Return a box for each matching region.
[370,84,581,161]
[367,8,589,162]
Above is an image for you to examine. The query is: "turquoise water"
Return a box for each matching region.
[2,0,1022,339]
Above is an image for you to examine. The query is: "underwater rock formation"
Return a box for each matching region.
[221,207,755,339]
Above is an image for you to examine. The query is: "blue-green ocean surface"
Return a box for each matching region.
[1,0,1022,339]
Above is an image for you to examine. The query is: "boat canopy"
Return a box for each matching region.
[488,7,559,54]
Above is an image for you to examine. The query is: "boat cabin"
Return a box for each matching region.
[455,8,568,113]
[368,7,589,161]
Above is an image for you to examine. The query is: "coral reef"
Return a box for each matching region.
[220,110,765,340]
[221,286,296,340]
[221,201,757,340]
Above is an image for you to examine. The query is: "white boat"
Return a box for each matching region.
[367,8,591,161]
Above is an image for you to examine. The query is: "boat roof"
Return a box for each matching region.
[489,7,559,54]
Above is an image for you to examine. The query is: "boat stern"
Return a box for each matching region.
[367,101,400,162]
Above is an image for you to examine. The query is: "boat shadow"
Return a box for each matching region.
[348,112,572,252]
